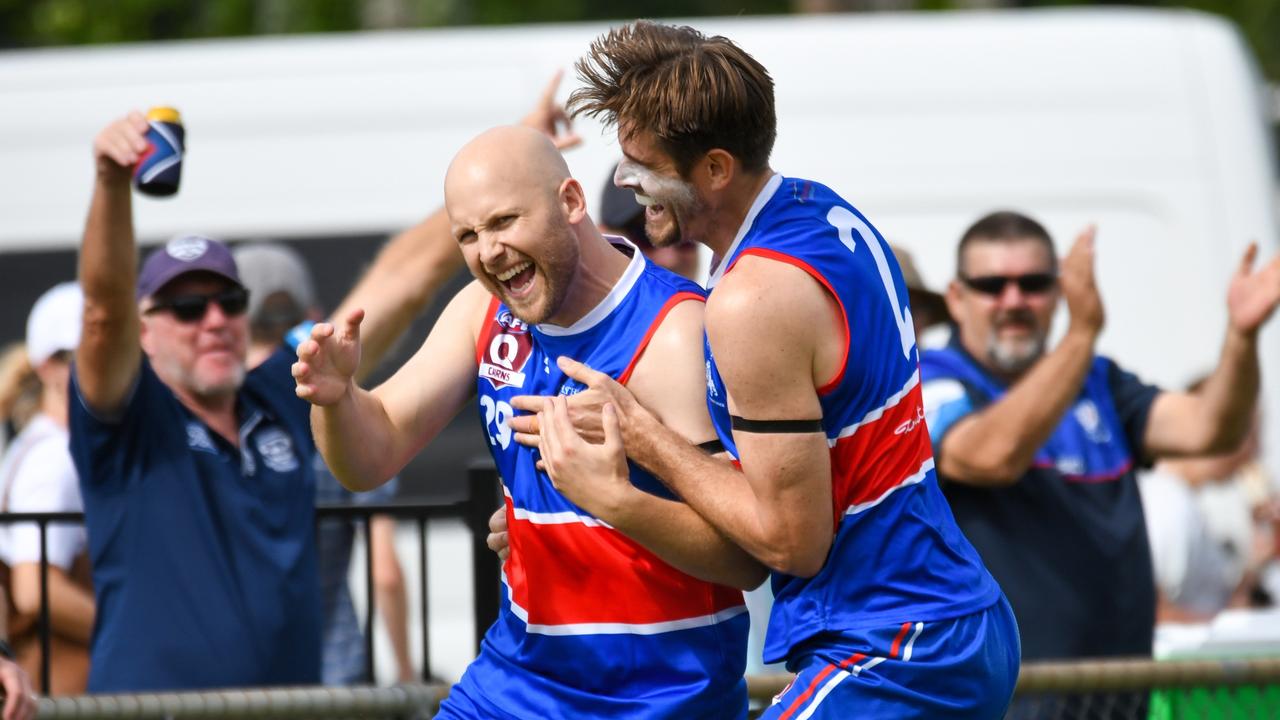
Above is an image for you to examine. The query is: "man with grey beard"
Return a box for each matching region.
[919,210,1280,664]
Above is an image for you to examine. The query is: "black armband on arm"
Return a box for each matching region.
[730,415,824,434]
[695,439,725,454]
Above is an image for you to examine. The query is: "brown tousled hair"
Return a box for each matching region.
[569,21,776,176]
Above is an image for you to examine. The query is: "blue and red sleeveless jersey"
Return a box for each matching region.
[704,175,1003,666]
[458,245,749,718]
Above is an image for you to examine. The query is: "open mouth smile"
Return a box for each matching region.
[496,261,536,294]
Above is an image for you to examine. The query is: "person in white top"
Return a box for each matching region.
[1140,408,1276,622]
[0,282,94,696]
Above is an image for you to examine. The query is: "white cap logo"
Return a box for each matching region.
[167,236,209,262]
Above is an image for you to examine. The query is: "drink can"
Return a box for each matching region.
[134,106,184,197]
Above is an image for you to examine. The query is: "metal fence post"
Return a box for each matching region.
[38,520,50,695]
[362,512,376,683]
[466,463,501,655]
[418,516,431,681]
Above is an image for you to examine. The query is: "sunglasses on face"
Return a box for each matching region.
[960,273,1057,296]
[145,286,250,323]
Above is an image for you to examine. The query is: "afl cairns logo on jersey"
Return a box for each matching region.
[480,310,534,390]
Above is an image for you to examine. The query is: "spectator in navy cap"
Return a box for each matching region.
[133,234,251,401]
[68,111,465,692]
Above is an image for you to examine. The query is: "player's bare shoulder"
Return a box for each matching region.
[707,256,836,347]
[706,254,844,398]
[627,296,714,443]
[450,279,502,350]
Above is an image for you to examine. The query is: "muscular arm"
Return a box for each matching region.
[333,210,465,383]
[10,564,94,645]
[1136,330,1254,453]
[76,113,150,416]
[643,263,834,577]
[936,329,1097,485]
[300,282,488,490]
[546,300,766,590]
[559,261,838,578]
[1129,243,1280,459]
[1142,328,1259,458]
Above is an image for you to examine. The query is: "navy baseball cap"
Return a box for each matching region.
[137,234,242,300]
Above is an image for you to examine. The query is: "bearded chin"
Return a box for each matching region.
[987,335,1045,375]
[194,364,246,399]
[644,213,682,248]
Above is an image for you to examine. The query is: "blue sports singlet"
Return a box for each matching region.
[441,244,749,719]
[704,176,1003,665]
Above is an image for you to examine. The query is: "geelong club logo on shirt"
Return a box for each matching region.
[256,428,299,473]
[480,310,534,391]
[186,423,217,454]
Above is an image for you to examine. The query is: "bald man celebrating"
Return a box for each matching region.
[294,126,764,718]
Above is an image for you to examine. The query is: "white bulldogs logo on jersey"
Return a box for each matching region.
[480,310,534,390]
[1073,399,1112,443]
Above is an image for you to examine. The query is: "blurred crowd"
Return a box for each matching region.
[0,66,1276,716]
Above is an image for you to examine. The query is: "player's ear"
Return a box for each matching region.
[560,178,588,225]
[703,149,736,192]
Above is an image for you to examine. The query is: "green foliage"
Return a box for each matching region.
[0,0,1274,80]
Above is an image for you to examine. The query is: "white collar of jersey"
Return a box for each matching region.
[536,236,646,337]
[706,173,783,290]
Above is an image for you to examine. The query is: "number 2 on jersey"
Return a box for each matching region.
[826,206,917,359]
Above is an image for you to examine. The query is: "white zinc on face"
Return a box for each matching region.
[613,158,700,248]
[613,159,696,211]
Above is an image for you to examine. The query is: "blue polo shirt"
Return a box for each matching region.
[70,348,321,691]
[920,340,1161,660]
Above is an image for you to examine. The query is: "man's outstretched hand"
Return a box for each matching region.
[520,70,582,151]
[293,309,365,406]
[1228,242,1280,338]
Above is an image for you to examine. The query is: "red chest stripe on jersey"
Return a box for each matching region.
[617,291,705,385]
[503,501,745,633]
[1032,458,1134,484]
[827,380,935,523]
[475,296,501,365]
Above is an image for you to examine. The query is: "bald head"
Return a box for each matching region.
[444,125,605,326]
[445,125,571,209]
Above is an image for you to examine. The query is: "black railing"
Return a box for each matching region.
[0,463,503,695]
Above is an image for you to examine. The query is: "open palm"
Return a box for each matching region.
[1228,244,1280,335]
[293,309,364,406]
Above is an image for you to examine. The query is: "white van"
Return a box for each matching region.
[1,8,1276,682]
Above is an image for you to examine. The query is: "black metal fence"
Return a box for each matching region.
[0,464,504,695]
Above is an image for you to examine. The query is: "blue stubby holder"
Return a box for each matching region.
[133,106,184,197]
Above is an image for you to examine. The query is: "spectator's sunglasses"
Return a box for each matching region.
[960,273,1057,296]
[145,286,250,323]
